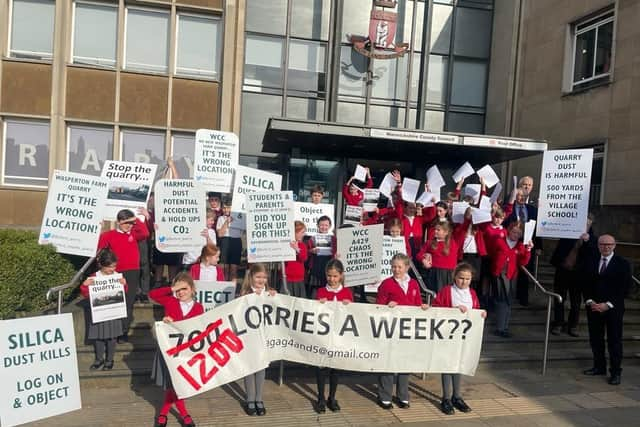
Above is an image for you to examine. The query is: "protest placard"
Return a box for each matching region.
[39,170,108,257]
[452,162,475,183]
[231,165,283,213]
[154,294,485,399]
[246,191,295,263]
[476,164,500,188]
[402,178,421,203]
[294,202,334,236]
[537,149,593,238]
[0,313,81,427]
[193,129,239,193]
[426,165,445,189]
[362,189,380,212]
[89,274,127,323]
[154,179,206,253]
[337,224,384,286]
[452,202,470,223]
[195,280,237,311]
[366,236,407,293]
[378,173,397,198]
[354,164,367,182]
[311,233,333,256]
[416,191,436,207]
[343,205,363,226]
[100,160,157,220]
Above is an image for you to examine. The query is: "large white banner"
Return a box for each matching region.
[246,191,295,263]
[193,129,239,193]
[101,160,157,220]
[537,149,593,238]
[231,165,282,213]
[39,170,108,257]
[89,274,127,323]
[155,294,485,399]
[195,280,237,311]
[366,236,407,293]
[336,224,384,287]
[0,313,81,427]
[154,179,206,253]
[294,202,334,236]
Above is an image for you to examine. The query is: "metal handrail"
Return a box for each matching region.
[633,276,640,286]
[520,265,562,376]
[409,260,436,305]
[46,256,95,314]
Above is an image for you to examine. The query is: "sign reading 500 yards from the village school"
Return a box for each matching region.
[39,170,108,257]
[193,129,239,193]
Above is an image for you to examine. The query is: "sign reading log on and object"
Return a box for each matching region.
[246,191,296,263]
[193,129,239,193]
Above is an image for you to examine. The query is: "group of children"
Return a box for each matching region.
[78,165,536,425]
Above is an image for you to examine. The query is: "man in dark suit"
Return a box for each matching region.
[583,234,632,385]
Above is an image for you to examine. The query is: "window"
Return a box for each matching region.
[171,134,195,179]
[453,7,492,59]
[2,119,50,187]
[245,0,287,35]
[286,97,325,121]
[240,92,282,156]
[244,34,284,89]
[447,111,484,133]
[176,13,222,78]
[120,129,166,176]
[72,1,118,66]
[9,0,55,59]
[125,8,170,73]
[450,59,487,107]
[338,45,367,98]
[67,125,113,176]
[290,0,331,41]
[570,9,614,91]
[287,39,326,94]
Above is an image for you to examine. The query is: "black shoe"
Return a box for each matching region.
[138,293,149,303]
[90,359,104,370]
[327,399,341,412]
[608,374,621,385]
[551,326,561,336]
[245,402,256,416]
[182,414,195,427]
[316,400,326,413]
[451,397,471,413]
[396,400,410,409]
[583,368,606,376]
[377,399,393,410]
[102,360,114,370]
[568,328,579,337]
[440,399,455,415]
[256,401,266,416]
[155,415,168,427]
[117,334,128,344]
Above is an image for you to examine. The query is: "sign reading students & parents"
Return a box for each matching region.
[193,129,239,193]
[0,313,81,427]
[154,179,206,253]
[246,191,296,263]
[537,149,593,239]
[39,170,108,257]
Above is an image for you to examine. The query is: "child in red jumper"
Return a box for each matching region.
[189,244,225,281]
[417,221,466,292]
[80,249,127,371]
[149,272,202,427]
[432,263,487,415]
[97,208,150,339]
[315,259,353,413]
[286,221,308,297]
[376,253,429,409]
[342,167,373,206]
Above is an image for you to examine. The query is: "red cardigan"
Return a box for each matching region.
[316,286,354,302]
[97,218,149,272]
[376,276,423,306]
[189,263,225,281]
[432,285,480,309]
[481,224,507,257]
[490,237,531,279]
[285,241,308,282]
[149,286,204,321]
[342,176,373,206]
[455,220,488,259]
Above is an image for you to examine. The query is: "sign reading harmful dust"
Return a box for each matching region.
[337,224,384,287]
[246,191,296,263]
[39,170,108,257]
[100,160,157,220]
[154,179,206,253]
[193,129,239,193]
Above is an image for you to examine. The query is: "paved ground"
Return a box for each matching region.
[27,360,640,426]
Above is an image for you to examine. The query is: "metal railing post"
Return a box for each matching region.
[57,291,63,315]
[279,261,288,386]
[46,256,96,314]
[409,260,435,305]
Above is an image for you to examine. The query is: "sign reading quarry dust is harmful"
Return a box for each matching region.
[39,170,108,257]
[246,191,296,263]
[0,313,81,427]
[154,179,206,253]
[193,129,239,193]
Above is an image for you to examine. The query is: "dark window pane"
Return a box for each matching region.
[451,59,487,107]
[446,112,484,133]
[291,0,331,40]
[453,7,492,58]
[171,134,195,179]
[68,125,113,176]
[573,28,595,82]
[240,92,283,156]
[595,21,613,75]
[246,0,287,35]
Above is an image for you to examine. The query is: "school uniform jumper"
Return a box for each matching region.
[285,241,308,298]
[342,175,373,206]
[189,263,225,281]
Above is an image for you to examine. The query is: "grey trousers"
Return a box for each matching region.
[494,301,512,332]
[441,373,461,399]
[378,373,409,402]
[244,369,265,402]
[94,339,116,362]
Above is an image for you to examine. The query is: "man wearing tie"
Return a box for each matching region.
[583,234,632,385]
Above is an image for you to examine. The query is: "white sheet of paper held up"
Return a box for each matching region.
[489,182,503,204]
[354,164,367,182]
[476,164,500,188]
[452,162,475,183]
[512,176,518,191]
[464,184,481,204]
[426,165,446,189]
[416,191,436,207]
[479,195,492,211]
[379,173,396,198]
[524,219,536,245]
[452,202,470,223]
[471,207,492,224]
[402,178,421,203]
